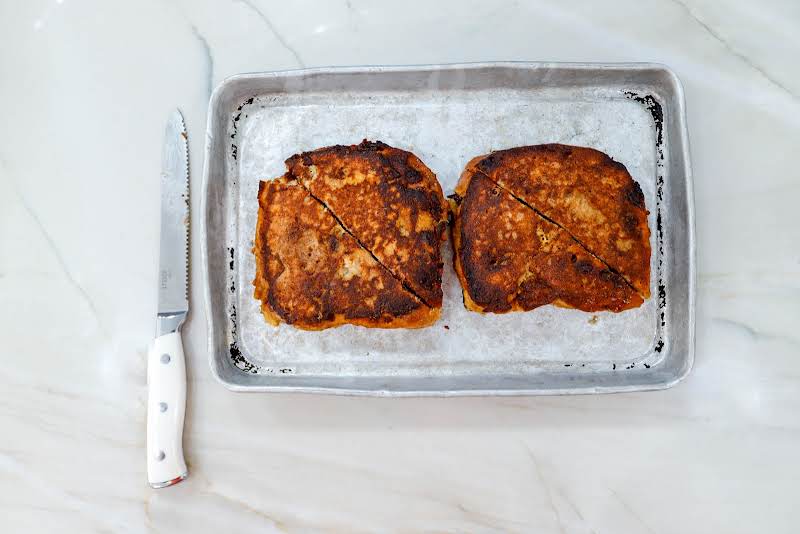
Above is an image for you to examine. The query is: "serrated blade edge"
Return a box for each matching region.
[157,109,190,317]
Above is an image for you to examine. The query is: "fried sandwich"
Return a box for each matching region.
[286,140,448,308]
[254,141,447,330]
[452,144,651,313]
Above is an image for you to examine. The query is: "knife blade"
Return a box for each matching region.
[147,109,189,488]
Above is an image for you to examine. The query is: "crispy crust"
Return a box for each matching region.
[253,177,439,330]
[286,140,448,307]
[452,169,643,313]
[468,144,651,298]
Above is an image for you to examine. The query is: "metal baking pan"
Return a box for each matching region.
[201,62,694,395]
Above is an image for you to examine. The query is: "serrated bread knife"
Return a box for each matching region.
[147,109,189,488]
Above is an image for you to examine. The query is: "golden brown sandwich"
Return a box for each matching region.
[253,140,447,329]
[464,144,651,298]
[253,177,438,329]
[286,140,448,308]
[452,144,650,313]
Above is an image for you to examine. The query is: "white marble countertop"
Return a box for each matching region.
[1,0,798,532]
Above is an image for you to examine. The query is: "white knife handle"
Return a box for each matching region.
[147,331,188,488]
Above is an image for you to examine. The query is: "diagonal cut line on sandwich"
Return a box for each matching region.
[451,171,642,313]
[285,140,449,309]
[253,140,448,330]
[292,177,435,309]
[472,169,641,298]
[465,144,651,301]
[253,177,436,329]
